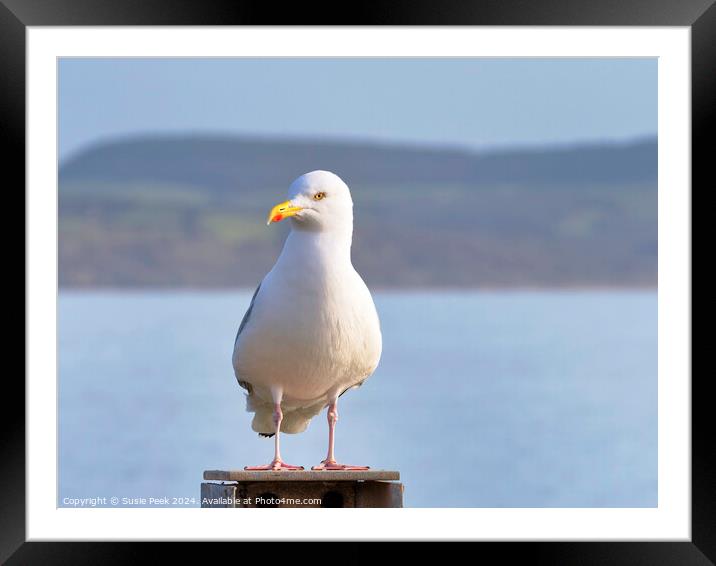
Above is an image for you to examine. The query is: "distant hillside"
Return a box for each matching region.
[59,135,657,288]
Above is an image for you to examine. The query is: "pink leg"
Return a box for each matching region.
[245,401,304,471]
[312,401,369,471]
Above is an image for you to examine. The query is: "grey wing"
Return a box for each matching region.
[234,282,262,394]
[234,282,262,346]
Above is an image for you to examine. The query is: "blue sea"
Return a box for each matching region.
[58,290,657,508]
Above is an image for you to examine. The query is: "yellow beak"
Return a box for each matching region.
[266,200,303,225]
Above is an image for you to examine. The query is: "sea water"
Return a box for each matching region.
[58,290,657,508]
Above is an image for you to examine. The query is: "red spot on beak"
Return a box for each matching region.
[272,214,283,223]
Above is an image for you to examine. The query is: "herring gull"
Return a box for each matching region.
[232,170,382,471]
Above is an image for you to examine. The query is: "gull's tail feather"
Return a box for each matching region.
[247,394,326,435]
[279,402,326,434]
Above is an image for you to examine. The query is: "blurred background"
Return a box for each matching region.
[58,58,657,508]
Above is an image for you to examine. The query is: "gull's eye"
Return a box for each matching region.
[313,192,326,201]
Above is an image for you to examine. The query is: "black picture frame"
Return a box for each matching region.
[6,0,705,562]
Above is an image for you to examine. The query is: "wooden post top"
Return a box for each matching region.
[203,469,400,482]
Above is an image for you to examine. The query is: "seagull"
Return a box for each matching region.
[232,170,382,471]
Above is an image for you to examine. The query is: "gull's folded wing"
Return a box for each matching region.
[234,282,262,346]
[234,281,262,394]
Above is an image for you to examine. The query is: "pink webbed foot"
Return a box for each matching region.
[245,460,304,471]
[312,460,370,471]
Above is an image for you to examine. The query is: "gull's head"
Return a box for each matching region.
[267,170,353,233]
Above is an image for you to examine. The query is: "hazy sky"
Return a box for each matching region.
[59,58,657,161]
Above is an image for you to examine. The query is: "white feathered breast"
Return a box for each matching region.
[233,229,382,406]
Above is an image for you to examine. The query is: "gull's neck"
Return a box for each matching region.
[281,225,353,266]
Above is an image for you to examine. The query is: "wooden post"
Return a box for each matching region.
[201,470,403,508]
